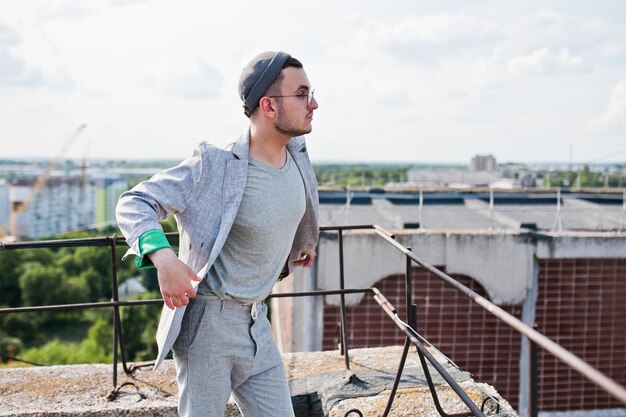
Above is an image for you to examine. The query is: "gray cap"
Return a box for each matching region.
[238,51,291,116]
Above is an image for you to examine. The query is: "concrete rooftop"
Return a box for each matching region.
[0,346,515,417]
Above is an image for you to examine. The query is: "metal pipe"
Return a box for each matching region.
[418,187,423,228]
[411,303,473,417]
[0,236,123,249]
[108,236,132,375]
[530,341,538,417]
[382,337,411,417]
[0,289,375,315]
[0,233,179,250]
[489,188,494,229]
[372,289,483,417]
[338,229,351,370]
[0,301,135,314]
[319,225,374,232]
[372,288,397,317]
[373,224,396,239]
[382,304,418,417]
[268,288,374,298]
[109,236,119,388]
[416,341,475,417]
[405,249,413,327]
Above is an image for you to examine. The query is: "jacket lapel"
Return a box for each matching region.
[213,130,249,256]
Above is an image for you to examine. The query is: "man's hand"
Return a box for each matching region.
[293,251,315,267]
[147,248,202,310]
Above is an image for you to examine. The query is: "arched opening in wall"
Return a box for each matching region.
[322,267,522,408]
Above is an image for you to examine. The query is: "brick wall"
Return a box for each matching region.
[322,259,626,412]
[536,259,626,411]
[323,268,522,408]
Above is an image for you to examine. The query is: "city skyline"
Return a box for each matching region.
[1,1,626,164]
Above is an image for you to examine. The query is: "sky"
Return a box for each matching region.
[1,0,625,164]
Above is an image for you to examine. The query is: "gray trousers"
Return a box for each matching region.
[172,295,294,417]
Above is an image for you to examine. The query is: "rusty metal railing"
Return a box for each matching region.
[2,225,626,416]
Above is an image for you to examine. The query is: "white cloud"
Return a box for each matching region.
[506,47,585,76]
[533,8,626,59]
[596,39,626,57]
[32,4,92,22]
[0,22,18,45]
[166,61,223,100]
[0,22,45,88]
[590,79,626,131]
[359,13,497,45]
[109,0,148,7]
[1,1,625,162]
[0,49,45,87]
[461,45,587,91]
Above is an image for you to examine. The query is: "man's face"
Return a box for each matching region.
[272,67,319,137]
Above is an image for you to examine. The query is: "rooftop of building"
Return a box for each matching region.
[0,346,512,417]
[318,187,626,233]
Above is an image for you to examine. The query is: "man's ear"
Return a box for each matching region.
[258,97,276,118]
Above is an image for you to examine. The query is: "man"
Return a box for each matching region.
[116,51,319,417]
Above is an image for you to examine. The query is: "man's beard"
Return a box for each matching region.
[274,102,312,137]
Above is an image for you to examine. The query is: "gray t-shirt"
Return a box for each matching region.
[197,151,306,303]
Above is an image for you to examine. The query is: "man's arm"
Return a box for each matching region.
[147,248,201,309]
[116,145,206,308]
[116,146,203,263]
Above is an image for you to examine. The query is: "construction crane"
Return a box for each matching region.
[4,124,87,238]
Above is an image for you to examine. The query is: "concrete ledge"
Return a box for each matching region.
[317,229,626,307]
[0,346,515,417]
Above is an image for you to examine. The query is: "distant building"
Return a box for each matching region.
[0,179,8,230]
[94,177,128,226]
[118,277,147,299]
[8,177,96,238]
[406,155,502,188]
[1,170,129,238]
[470,154,496,172]
[406,169,500,187]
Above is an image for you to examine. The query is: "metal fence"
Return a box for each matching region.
[1,225,626,417]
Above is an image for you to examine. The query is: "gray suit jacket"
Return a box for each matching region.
[116,129,319,369]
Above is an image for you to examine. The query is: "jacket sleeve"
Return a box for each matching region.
[116,145,204,260]
[135,229,173,269]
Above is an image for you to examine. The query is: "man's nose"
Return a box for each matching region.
[309,96,319,110]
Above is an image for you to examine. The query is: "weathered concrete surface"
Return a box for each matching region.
[285,229,626,352]
[535,231,626,259]
[317,230,626,307]
[329,384,501,417]
[0,346,515,417]
[444,231,534,304]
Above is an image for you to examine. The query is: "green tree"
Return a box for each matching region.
[120,291,161,361]
[0,251,23,307]
[56,246,115,300]
[21,340,74,365]
[81,318,113,361]
[20,318,113,365]
[3,229,163,365]
[19,264,90,307]
[18,247,55,266]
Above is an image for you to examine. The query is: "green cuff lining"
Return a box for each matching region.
[135,229,172,269]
